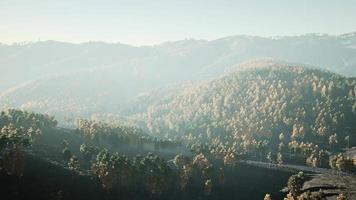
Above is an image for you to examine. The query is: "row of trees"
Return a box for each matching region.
[0,109,57,130]
[76,119,182,152]
[73,149,225,197]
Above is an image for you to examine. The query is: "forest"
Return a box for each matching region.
[1,64,356,200]
[2,1,356,199]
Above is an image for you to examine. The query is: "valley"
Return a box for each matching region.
[2,1,356,199]
[1,61,356,199]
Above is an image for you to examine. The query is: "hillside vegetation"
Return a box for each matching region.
[124,64,356,168]
[1,63,356,200]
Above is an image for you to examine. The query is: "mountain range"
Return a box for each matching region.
[1,32,356,121]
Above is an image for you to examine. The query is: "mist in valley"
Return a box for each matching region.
[1,1,356,200]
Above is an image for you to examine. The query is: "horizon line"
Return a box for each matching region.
[1,31,355,47]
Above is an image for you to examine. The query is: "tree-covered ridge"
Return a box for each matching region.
[135,65,356,151]
[77,119,147,141]
[0,109,57,130]
[0,109,57,176]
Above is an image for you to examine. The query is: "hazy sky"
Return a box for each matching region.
[1,0,356,46]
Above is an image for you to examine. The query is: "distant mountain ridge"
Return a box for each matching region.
[1,33,356,120]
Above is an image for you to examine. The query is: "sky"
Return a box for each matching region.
[1,0,356,46]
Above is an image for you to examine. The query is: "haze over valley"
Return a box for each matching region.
[1,32,356,123]
[1,1,356,200]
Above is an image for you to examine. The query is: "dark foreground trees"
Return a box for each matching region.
[89,149,227,198]
[0,109,57,176]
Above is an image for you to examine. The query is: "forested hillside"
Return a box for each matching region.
[1,53,356,200]
[124,64,356,166]
[1,93,355,200]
